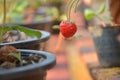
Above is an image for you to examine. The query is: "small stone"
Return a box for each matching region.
[29,54,40,62]
[10,30,18,35]
[39,58,44,63]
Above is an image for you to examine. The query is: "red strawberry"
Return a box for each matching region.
[60,21,77,38]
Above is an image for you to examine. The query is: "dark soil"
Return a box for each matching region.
[0,46,44,70]
[0,53,44,70]
[22,53,44,66]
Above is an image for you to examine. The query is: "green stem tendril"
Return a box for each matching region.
[96,15,107,27]
[95,15,104,21]
[66,0,73,22]
[74,0,79,13]
[67,0,79,22]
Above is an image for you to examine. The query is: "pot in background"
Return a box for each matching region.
[89,25,120,67]
[19,17,54,32]
[0,30,50,50]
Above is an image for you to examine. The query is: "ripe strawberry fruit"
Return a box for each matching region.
[60,21,77,38]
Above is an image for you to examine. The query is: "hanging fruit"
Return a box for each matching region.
[59,0,79,38]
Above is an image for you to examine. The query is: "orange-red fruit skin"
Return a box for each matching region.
[60,21,77,38]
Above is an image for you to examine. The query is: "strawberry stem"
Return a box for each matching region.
[67,0,79,22]
[67,0,75,22]
[95,14,106,27]
[74,0,80,13]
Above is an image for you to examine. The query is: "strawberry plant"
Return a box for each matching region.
[84,3,113,25]
[61,0,120,68]
[83,1,120,67]
[59,0,79,38]
[0,0,41,42]
[61,0,114,29]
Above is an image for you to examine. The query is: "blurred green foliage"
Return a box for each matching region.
[0,0,64,23]
[46,7,59,20]
[84,4,106,20]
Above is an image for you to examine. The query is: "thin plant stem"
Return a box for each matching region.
[74,0,80,13]
[95,15,103,21]
[66,0,73,21]
[67,0,77,22]
[3,0,6,26]
[0,0,6,43]
[95,15,106,27]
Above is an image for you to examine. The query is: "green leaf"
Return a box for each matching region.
[0,25,42,38]
[96,4,106,14]
[84,9,95,20]
[8,52,22,65]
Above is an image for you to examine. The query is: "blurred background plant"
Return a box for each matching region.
[0,0,66,24]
